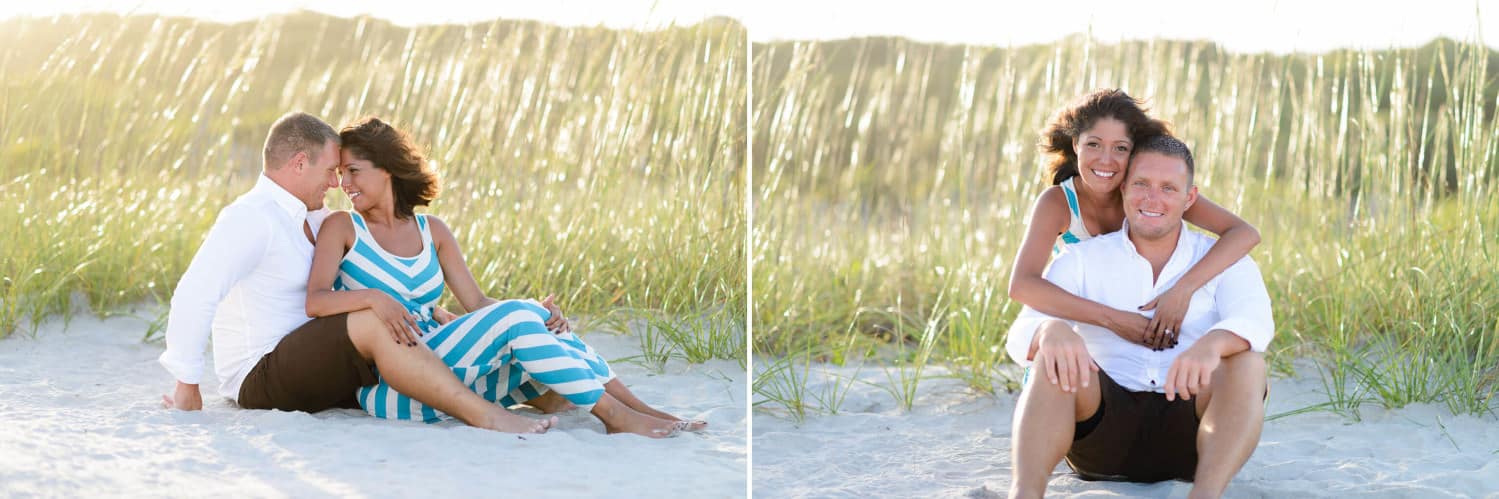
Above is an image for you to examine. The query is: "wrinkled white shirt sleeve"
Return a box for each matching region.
[157,205,271,385]
[1206,257,1276,352]
[1004,249,1085,367]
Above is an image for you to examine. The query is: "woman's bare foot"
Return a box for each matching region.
[525,390,579,414]
[477,409,556,434]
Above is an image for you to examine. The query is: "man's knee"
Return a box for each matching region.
[1221,351,1266,379]
[1022,365,1099,399]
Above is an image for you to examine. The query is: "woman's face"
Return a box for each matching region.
[339,149,391,212]
[1072,117,1132,194]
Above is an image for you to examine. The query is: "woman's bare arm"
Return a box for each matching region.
[429,216,498,314]
[305,212,421,344]
[1139,193,1262,349]
[1008,187,1150,344]
[1175,194,1261,293]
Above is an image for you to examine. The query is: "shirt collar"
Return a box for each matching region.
[251,174,311,223]
[1117,218,1195,272]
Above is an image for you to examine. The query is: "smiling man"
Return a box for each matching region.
[1004,135,1274,499]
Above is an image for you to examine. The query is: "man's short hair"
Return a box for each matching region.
[263,112,339,170]
[1133,135,1195,185]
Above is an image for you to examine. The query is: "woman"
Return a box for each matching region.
[1008,89,1261,351]
[306,116,705,437]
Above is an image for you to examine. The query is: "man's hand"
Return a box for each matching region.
[161,381,203,411]
[540,294,570,334]
[1032,321,1098,393]
[1164,330,1250,401]
[1164,341,1220,402]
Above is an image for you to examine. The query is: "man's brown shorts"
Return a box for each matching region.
[1064,370,1200,483]
[237,313,378,413]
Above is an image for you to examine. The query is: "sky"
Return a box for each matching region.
[2,0,1495,54]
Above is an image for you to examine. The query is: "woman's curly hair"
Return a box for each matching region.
[1039,89,1171,185]
[339,117,441,219]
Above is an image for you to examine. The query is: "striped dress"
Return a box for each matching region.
[335,211,615,422]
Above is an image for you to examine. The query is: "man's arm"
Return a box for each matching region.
[158,204,271,409]
[1005,247,1086,367]
[1162,256,1273,401]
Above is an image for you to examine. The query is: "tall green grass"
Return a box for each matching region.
[752,35,1499,420]
[0,12,746,363]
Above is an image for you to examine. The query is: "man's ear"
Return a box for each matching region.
[1185,185,1199,211]
[290,151,308,173]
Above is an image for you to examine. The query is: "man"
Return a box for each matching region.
[158,112,552,433]
[1004,135,1273,499]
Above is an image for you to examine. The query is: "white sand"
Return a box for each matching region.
[0,310,746,497]
[753,361,1499,498]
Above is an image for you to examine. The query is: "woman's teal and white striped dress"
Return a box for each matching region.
[335,211,615,422]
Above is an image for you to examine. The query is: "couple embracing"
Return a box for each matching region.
[159,112,704,438]
[1003,89,1275,498]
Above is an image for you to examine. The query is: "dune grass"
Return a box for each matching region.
[0,12,747,364]
[751,34,1499,421]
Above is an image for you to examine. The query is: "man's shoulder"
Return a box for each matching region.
[212,191,278,231]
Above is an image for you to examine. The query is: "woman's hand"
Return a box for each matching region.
[367,290,423,346]
[1140,285,1192,351]
[540,294,570,334]
[432,306,458,326]
[1103,310,1154,348]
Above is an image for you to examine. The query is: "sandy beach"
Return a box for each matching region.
[753,361,1499,498]
[0,308,747,497]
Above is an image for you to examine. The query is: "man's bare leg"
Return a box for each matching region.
[1190,351,1267,499]
[604,379,707,430]
[591,392,683,438]
[344,310,555,433]
[1009,326,1102,499]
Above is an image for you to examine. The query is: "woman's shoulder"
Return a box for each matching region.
[1031,185,1070,214]
[325,210,355,226]
[315,210,357,235]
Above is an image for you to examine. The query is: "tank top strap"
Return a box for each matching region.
[348,211,374,243]
[1055,178,1092,250]
[416,214,434,251]
[1059,178,1082,218]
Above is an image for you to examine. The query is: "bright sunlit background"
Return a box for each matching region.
[2,0,1494,53]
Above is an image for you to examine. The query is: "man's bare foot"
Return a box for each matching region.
[477,410,556,434]
[605,380,707,431]
[598,404,683,438]
[619,401,706,432]
[526,390,579,414]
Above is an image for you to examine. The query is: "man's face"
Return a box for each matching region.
[1122,151,1197,241]
[294,141,341,210]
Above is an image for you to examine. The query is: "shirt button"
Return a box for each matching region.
[1150,380,1156,385]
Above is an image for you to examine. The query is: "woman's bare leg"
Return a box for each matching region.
[345,310,555,433]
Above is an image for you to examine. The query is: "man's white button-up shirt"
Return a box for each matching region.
[1005,222,1275,393]
[158,174,329,401]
